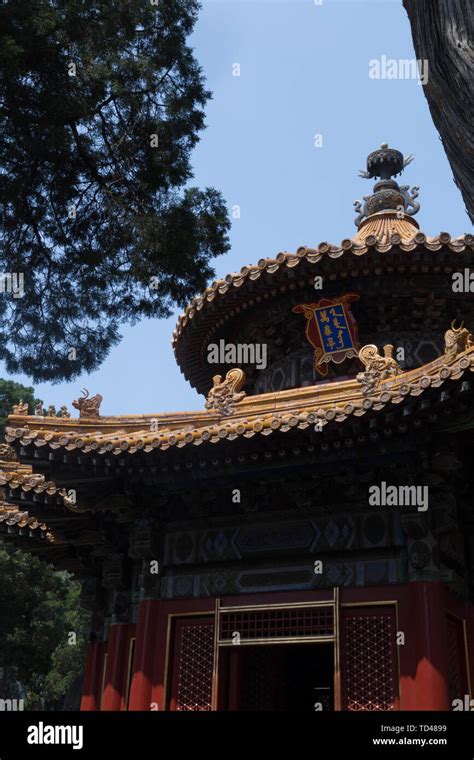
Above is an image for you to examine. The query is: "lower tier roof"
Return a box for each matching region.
[5,333,474,458]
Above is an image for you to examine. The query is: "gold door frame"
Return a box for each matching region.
[162,593,402,712]
[445,610,472,698]
[99,652,108,710]
[163,610,215,710]
[124,637,136,710]
[212,588,340,710]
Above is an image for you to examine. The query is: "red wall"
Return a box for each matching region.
[81,582,474,712]
[81,623,136,711]
[80,640,106,711]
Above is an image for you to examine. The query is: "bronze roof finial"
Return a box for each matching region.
[354,144,420,227]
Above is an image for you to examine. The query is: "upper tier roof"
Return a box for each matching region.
[172,144,473,394]
[172,221,473,394]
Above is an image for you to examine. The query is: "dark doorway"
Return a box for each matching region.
[230,643,333,711]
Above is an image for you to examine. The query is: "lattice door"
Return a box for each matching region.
[241,647,277,710]
[341,607,399,711]
[168,617,215,711]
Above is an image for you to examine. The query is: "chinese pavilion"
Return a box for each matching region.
[2,145,474,712]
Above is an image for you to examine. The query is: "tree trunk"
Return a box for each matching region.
[403,0,473,223]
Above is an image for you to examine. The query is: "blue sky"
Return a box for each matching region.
[6,0,471,416]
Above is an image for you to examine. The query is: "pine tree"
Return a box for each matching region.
[0,0,230,381]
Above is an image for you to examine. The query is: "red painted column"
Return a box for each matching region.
[413,582,451,710]
[101,623,130,711]
[80,641,104,711]
[128,600,160,711]
[151,603,170,710]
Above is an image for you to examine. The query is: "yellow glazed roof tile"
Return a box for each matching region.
[6,343,474,457]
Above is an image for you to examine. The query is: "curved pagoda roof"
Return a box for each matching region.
[6,144,474,568]
[4,332,474,566]
[6,337,474,457]
[172,145,473,394]
[5,145,474,462]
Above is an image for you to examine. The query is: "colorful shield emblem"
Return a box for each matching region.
[293,293,360,376]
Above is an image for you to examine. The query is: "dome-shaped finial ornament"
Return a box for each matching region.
[354,144,420,227]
